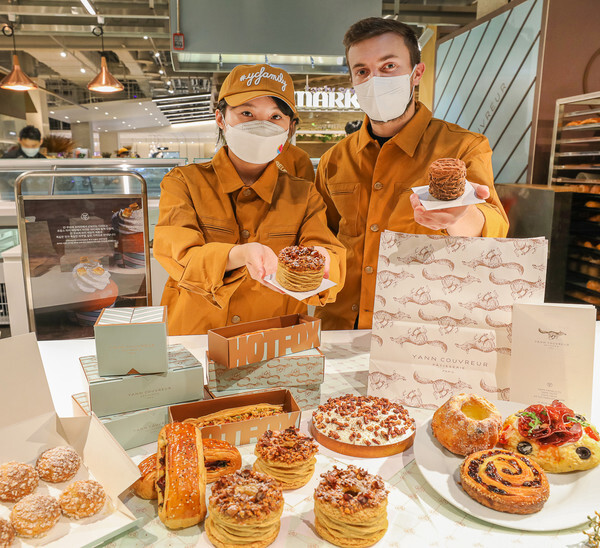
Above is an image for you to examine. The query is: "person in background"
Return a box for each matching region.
[116,147,130,158]
[314,17,509,330]
[153,63,346,335]
[345,120,363,135]
[2,125,46,158]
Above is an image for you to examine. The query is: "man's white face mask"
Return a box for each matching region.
[224,120,287,164]
[21,146,41,157]
[353,66,417,123]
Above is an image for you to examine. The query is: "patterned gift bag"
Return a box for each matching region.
[368,231,548,409]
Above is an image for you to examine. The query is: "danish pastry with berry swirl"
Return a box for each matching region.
[459,449,549,514]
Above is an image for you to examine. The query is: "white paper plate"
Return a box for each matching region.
[412,181,486,210]
[413,400,600,531]
[264,274,336,301]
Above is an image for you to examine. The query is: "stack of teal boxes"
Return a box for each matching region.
[73,306,205,450]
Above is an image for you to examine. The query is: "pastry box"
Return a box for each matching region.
[94,306,168,376]
[207,313,321,369]
[169,388,301,445]
[208,384,322,411]
[0,333,140,547]
[80,343,205,417]
[71,387,213,451]
[206,348,324,392]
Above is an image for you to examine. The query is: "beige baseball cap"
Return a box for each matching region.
[218,63,297,114]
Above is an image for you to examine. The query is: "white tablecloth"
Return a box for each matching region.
[38,331,596,548]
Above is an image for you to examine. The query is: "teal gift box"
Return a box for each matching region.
[72,392,169,451]
[80,344,205,417]
[94,306,168,376]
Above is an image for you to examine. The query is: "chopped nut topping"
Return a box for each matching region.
[255,427,318,464]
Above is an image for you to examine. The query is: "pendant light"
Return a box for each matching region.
[87,25,123,93]
[0,24,37,91]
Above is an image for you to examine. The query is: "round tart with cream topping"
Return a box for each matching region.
[310,395,415,457]
[10,494,60,538]
[431,393,502,456]
[0,462,39,502]
[314,465,388,547]
[205,469,283,548]
[253,427,319,490]
[36,446,81,483]
[275,245,325,291]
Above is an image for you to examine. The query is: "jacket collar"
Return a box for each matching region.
[213,147,279,204]
[356,101,432,157]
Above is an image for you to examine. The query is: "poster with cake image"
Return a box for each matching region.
[368,231,548,409]
[21,197,149,340]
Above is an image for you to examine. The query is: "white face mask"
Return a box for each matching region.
[22,146,40,157]
[224,120,288,165]
[353,66,416,123]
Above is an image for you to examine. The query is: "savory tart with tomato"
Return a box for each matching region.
[498,400,600,473]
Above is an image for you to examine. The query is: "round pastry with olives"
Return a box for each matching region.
[498,400,600,473]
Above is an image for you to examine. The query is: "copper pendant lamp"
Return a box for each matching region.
[87,26,123,93]
[0,24,37,91]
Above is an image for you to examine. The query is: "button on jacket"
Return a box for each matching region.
[314,102,509,331]
[278,141,315,181]
[154,147,346,335]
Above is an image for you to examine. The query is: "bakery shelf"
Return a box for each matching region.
[557,137,600,145]
[560,123,600,132]
[551,177,600,184]
[563,107,600,119]
[554,164,600,170]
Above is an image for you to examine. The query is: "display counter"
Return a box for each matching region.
[36,329,600,547]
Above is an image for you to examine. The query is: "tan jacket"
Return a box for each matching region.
[278,141,315,181]
[154,147,346,335]
[314,102,509,330]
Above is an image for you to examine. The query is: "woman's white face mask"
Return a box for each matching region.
[224,120,288,164]
[353,66,417,123]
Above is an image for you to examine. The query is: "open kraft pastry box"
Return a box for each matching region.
[169,388,301,446]
[0,333,140,547]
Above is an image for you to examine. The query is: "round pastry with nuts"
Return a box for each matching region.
[0,462,39,502]
[310,394,415,457]
[205,469,284,548]
[427,157,467,201]
[314,465,388,547]
[275,245,325,292]
[253,427,319,490]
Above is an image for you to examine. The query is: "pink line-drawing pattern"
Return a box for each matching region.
[462,248,524,274]
[369,370,406,390]
[394,287,451,312]
[391,327,448,352]
[395,245,455,270]
[413,371,472,399]
[488,272,545,299]
[373,309,411,329]
[422,269,481,294]
[485,315,513,342]
[392,388,438,410]
[459,291,513,312]
[455,333,511,355]
[417,309,477,334]
[480,379,510,401]
[377,269,415,288]
[374,294,387,309]
[371,334,384,347]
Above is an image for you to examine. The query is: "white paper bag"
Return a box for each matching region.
[368,231,548,409]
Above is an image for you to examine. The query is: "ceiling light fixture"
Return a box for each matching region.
[80,67,86,73]
[80,0,97,16]
[60,51,67,58]
[0,24,37,91]
[87,25,124,93]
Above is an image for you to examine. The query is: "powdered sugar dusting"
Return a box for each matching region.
[36,447,81,483]
[10,494,60,538]
[0,462,39,502]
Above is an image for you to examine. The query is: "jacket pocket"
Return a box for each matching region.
[328,182,361,237]
[200,216,237,243]
[267,225,299,251]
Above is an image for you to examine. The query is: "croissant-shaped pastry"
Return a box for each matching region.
[156,422,207,529]
[203,439,242,483]
[131,438,242,499]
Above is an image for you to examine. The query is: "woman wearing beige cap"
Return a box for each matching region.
[154,64,346,335]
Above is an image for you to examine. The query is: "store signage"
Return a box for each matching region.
[294,90,361,110]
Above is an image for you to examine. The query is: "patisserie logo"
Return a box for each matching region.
[240,66,287,91]
[535,328,568,347]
